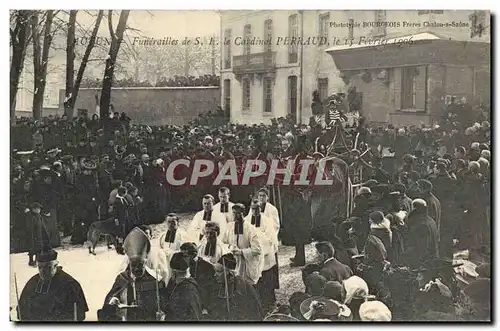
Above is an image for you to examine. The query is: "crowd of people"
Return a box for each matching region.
[11,96,491,321]
[80,74,220,88]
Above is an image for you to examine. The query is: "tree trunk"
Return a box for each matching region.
[10,10,31,120]
[65,10,103,120]
[99,10,130,120]
[64,10,77,119]
[31,10,54,120]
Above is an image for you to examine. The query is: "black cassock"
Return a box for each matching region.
[164,278,203,321]
[206,276,263,321]
[98,270,168,321]
[17,267,88,321]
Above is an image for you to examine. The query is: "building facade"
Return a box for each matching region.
[220,10,490,125]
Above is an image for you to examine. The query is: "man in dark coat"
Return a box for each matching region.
[315,241,353,282]
[402,199,439,268]
[430,162,460,259]
[113,186,131,238]
[416,179,442,239]
[164,252,203,321]
[98,227,169,321]
[301,241,353,291]
[206,253,264,321]
[71,164,99,245]
[17,245,89,321]
[368,211,393,262]
[32,167,61,248]
[26,202,48,267]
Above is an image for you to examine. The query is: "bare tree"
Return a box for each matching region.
[10,10,32,120]
[99,10,130,119]
[64,10,103,119]
[133,37,221,83]
[64,10,76,117]
[31,10,54,120]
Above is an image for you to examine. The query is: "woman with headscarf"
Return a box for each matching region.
[341,275,374,320]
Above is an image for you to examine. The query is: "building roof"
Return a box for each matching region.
[324,32,442,52]
[325,32,490,70]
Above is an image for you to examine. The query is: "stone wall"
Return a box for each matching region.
[59,87,220,126]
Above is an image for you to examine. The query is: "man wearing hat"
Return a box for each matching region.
[32,167,61,248]
[429,164,460,259]
[26,202,48,266]
[402,199,439,268]
[205,253,264,321]
[221,203,263,286]
[163,252,203,321]
[416,179,441,240]
[188,194,226,245]
[98,227,169,321]
[71,159,99,245]
[17,237,89,321]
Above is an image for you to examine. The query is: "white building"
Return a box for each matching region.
[220,10,490,125]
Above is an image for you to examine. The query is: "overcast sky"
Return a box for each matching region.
[74,10,221,40]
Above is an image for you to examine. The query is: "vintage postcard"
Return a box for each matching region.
[10,9,491,322]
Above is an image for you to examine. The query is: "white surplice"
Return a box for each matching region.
[220,221,263,285]
[158,227,187,255]
[213,201,235,224]
[197,237,230,265]
[247,202,280,230]
[246,212,279,271]
[187,209,227,245]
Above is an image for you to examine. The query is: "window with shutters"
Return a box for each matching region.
[288,76,298,118]
[373,11,386,37]
[264,19,273,53]
[263,77,273,113]
[224,29,232,69]
[288,15,298,63]
[242,78,251,110]
[223,79,231,112]
[317,78,328,102]
[319,13,329,39]
[348,18,354,39]
[394,66,427,111]
[244,24,252,64]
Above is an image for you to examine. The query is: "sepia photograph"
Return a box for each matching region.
[9,8,491,322]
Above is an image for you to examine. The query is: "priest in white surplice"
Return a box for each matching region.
[187,194,226,245]
[247,199,280,310]
[197,222,229,265]
[213,187,235,224]
[158,213,186,256]
[247,187,280,231]
[221,203,263,285]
